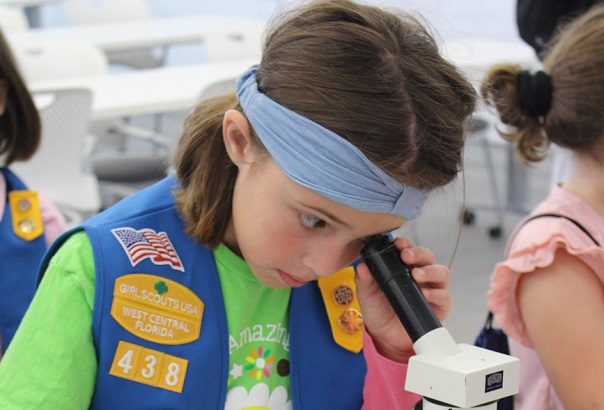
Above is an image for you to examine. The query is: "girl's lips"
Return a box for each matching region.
[277,269,308,287]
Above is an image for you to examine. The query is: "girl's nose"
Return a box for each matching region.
[302,239,360,277]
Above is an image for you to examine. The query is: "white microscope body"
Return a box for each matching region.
[362,235,520,409]
[406,327,519,409]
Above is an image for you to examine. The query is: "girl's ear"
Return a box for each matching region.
[222,109,255,165]
[0,80,8,116]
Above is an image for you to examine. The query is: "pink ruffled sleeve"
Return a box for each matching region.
[488,217,604,347]
[38,193,67,245]
[362,331,421,409]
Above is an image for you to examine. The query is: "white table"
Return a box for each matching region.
[30,59,258,121]
[28,38,536,121]
[0,0,58,6]
[8,14,263,53]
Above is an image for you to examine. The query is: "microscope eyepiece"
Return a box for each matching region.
[361,234,441,342]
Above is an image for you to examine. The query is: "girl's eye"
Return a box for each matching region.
[299,213,326,229]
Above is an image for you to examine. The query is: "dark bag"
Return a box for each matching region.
[474,213,601,410]
[475,311,509,354]
[517,0,601,58]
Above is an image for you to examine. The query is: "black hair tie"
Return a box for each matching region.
[517,70,552,117]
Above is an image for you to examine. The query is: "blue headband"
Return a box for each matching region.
[236,65,428,220]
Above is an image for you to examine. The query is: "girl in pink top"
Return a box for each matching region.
[481,6,604,409]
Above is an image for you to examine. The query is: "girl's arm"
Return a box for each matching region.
[518,249,604,408]
[361,331,421,409]
[0,232,97,409]
[38,192,67,245]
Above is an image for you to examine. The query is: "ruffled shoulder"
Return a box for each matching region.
[38,192,67,245]
[488,216,604,347]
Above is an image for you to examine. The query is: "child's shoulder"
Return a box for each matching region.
[510,185,604,254]
[86,177,179,229]
[502,186,604,282]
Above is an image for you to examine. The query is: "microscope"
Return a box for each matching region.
[362,235,519,409]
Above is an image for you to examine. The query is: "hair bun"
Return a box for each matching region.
[517,70,552,117]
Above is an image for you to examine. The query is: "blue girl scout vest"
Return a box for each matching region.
[44,176,368,409]
[0,168,48,351]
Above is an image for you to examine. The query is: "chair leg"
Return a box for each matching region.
[153,113,163,139]
[480,133,505,238]
[119,117,130,152]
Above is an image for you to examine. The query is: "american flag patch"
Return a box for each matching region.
[111,227,184,272]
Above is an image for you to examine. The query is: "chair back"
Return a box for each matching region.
[11,88,101,215]
[12,40,109,84]
[0,5,28,32]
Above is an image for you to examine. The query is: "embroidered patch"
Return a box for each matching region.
[338,308,363,335]
[109,340,188,393]
[112,227,184,272]
[244,346,275,381]
[8,190,43,241]
[317,267,364,353]
[111,274,204,344]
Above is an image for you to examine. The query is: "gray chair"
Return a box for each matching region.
[13,88,101,224]
[91,124,172,209]
[90,73,243,209]
[462,115,506,238]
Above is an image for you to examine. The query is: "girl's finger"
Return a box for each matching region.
[355,262,373,284]
[420,288,451,310]
[393,237,414,250]
[401,246,435,266]
[412,266,450,288]
[354,262,381,298]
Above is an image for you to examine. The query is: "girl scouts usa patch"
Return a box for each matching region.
[111,274,204,344]
[112,227,184,272]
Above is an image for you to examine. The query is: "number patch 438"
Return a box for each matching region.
[109,340,188,393]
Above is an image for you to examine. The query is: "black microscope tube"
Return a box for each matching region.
[361,235,441,342]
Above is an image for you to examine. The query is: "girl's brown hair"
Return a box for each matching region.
[175,0,476,247]
[0,30,41,165]
[481,5,604,163]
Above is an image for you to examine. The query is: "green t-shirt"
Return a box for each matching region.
[0,232,292,409]
[215,244,292,408]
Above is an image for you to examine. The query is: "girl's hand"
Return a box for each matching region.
[355,237,451,363]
